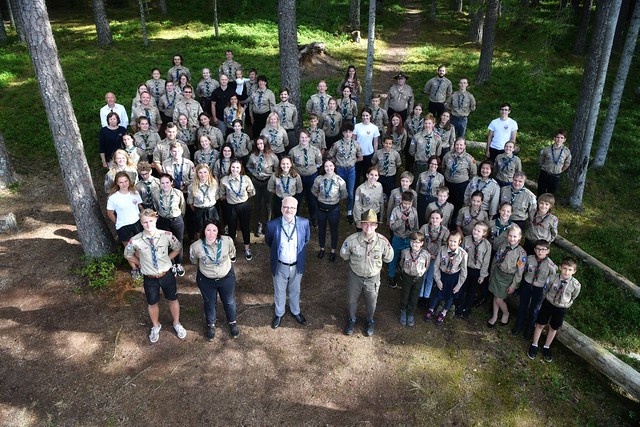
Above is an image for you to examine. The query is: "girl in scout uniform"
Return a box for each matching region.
[176,113,197,157]
[146,68,166,106]
[197,112,225,150]
[418,210,450,305]
[134,116,162,163]
[246,137,279,237]
[435,111,456,159]
[338,86,358,125]
[225,119,251,163]
[176,73,190,96]
[537,129,572,196]
[410,113,442,179]
[494,141,522,187]
[371,135,402,201]
[193,135,219,172]
[442,138,477,218]
[523,193,558,255]
[267,156,303,219]
[213,143,235,227]
[398,231,430,327]
[327,123,363,224]
[219,159,256,260]
[104,149,138,193]
[464,160,501,218]
[386,171,418,226]
[455,191,489,236]
[389,113,407,154]
[188,164,219,240]
[336,65,362,102]
[122,133,144,166]
[260,112,289,159]
[415,155,445,227]
[322,98,343,150]
[457,221,492,318]
[223,94,246,137]
[153,173,187,276]
[312,159,348,262]
[353,166,385,229]
[404,103,425,173]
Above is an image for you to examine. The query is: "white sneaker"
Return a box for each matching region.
[256,222,263,237]
[175,264,185,277]
[149,323,161,343]
[245,249,253,261]
[173,323,187,339]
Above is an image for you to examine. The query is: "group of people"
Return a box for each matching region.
[102,54,580,362]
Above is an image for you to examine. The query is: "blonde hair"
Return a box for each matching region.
[111,149,135,169]
[191,164,217,198]
[139,208,158,219]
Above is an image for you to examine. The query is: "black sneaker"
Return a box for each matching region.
[527,344,538,360]
[347,214,354,225]
[344,318,356,336]
[206,324,215,341]
[364,320,375,337]
[229,323,240,338]
[542,346,553,362]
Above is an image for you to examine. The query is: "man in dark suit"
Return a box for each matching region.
[265,196,311,329]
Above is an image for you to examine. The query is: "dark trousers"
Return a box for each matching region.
[400,272,424,316]
[488,147,504,162]
[196,269,237,326]
[537,169,561,196]
[252,112,270,138]
[403,140,415,175]
[515,281,544,331]
[317,203,340,249]
[428,271,460,312]
[417,194,437,227]
[225,201,251,245]
[251,177,271,227]
[445,179,469,223]
[428,101,445,119]
[450,115,467,139]
[357,154,373,184]
[460,267,482,313]
[300,173,319,222]
[193,206,219,237]
[157,215,184,264]
[378,174,396,202]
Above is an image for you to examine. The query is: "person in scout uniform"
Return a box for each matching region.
[158,81,183,126]
[167,54,191,83]
[371,135,402,201]
[124,209,186,343]
[306,80,332,127]
[219,159,256,261]
[172,85,203,130]
[275,88,299,152]
[312,159,348,262]
[321,98,343,150]
[152,173,187,276]
[423,65,453,119]
[369,94,389,135]
[442,137,477,219]
[445,78,476,138]
[307,113,327,157]
[136,161,160,210]
[499,171,537,231]
[340,209,394,337]
[250,75,277,139]
[195,68,219,115]
[134,116,162,163]
[327,123,363,224]
[152,123,189,174]
[410,113,442,179]
[218,49,242,78]
[537,129,572,196]
[246,137,279,237]
[494,141,522,187]
[290,129,322,227]
[384,72,414,124]
[130,91,161,133]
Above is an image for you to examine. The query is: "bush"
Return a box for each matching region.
[77,253,125,290]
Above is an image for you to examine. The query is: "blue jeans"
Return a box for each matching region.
[419,259,436,298]
[450,115,468,138]
[317,203,340,249]
[389,236,410,279]
[196,269,237,326]
[300,172,318,222]
[337,165,356,212]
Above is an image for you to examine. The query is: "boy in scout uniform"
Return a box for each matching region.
[306,80,332,127]
[340,209,394,337]
[124,209,186,343]
[538,129,572,196]
[136,161,160,209]
[290,129,323,226]
[445,78,476,138]
[370,94,389,135]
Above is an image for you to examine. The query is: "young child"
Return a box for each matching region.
[538,129,572,196]
[499,171,537,231]
[426,186,454,230]
[398,231,430,327]
[494,141,522,187]
[388,192,420,289]
[370,94,389,135]
[489,202,514,252]
[457,221,492,318]
[424,231,468,326]
[528,256,581,362]
[523,193,558,255]
[418,209,450,306]
[514,240,557,339]
[487,225,527,327]
[353,167,385,228]
[386,171,418,227]
[456,191,489,236]
[371,135,402,201]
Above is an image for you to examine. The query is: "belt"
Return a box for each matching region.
[278,260,297,266]
[145,270,168,279]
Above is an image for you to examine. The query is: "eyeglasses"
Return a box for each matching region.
[282,206,297,210]
[534,247,549,252]
[184,91,192,94]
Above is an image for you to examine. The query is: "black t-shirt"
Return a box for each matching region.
[211,82,238,120]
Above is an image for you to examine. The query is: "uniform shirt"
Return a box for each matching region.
[488,117,518,150]
[152,188,186,219]
[290,144,322,176]
[134,130,162,158]
[338,98,358,123]
[308,127,327,151]
[523,256,558,288]
[223,106,246,128]
[353,182,385,220]
[340,232,394,277]
[435,124,455,150]
[187,180,218,208]
[416,171,445,198]
[410,131,443,162]
[462,235,492,279]
[158,91,183,119]
[525,210,558,243]
[386,187,418,223]
[125,230,182,276]
[246,151,279,181]
[494,153,522,183]
[371,107,389,134]
[419,224,450,259]
[384,84,414,112]
[405,116,424,140]
[123,145,144,165]
[162,158,195,192]
[399,248,430,277]
[226,132,251,158]
[389,206,419,239]
[189,236,235,279]
[213,158,232,181]
[176,125,197,147]
[489,218,514,251]
[267,173,303,198]
[193,149,219,172]
[499,185,537,221]
[426,201,454,229]
[371,149,402,177]
[311,173,348,205]
[275,101,298,130]
[131,105,162,132]
[196,78,220,100]
[136,176,160,209]
[219,60,242,78]
[197,126,225,150]
[107,191,142,230]
[463,177,501,217]
[492,243,527,289]
[167,66,192,83]
[104,166,139,193]
[260,126,289,154]
[100,103,129,128]
[328,138,362,168]
[434,246,468,289]
[443,151,477,183]
[220,174,255,204]
[445,90,476,117]
[250,88,276,114]
[539,144,572,175]
[456,207,489,236]
[131,94,157,112]
[306,93,332,123]
[321,110,343,137]
[173,99,203,129]
[544,274,581,308]
[145,78,167,104]
[423,76,453,103]
[390,129,407,153]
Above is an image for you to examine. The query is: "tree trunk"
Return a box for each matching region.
[15,0,115,257]
[92,0,112,48]
[475,0,499,84]
[138,0,148,47]
[349,0,361,42]
[213,0,219,37]
[469,0,486,44]
[568,0,622,209]
[9,0,24,43]
[613,0,632,50]
[0,133,18,189]
[364,0,376,106]
[6,0,15,28]
[431,0,437,20]
[456,0,464,13]
[159,0,168,15]
[278,0,301,129]
[573,0,593,55]
[593,0,640,167]
[0,7,7,42]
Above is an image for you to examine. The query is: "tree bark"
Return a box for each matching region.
[348,0,361,42]
[278,0,301,129]
[475,0,499,84]
[138,0,148,47]
[92,0,112,48]
[0,133,17,189]
[593,0,640,167]
[364,0,376,106]
[213,0,219,37]
[6,0,15,28]
[9,0,24,43]
[573,0,593,55]
[159,0,168,15]
[15,0,115,257]
[456,0,464,13]
[469,0,486,44]
[431,0,437,20]
[0,7,7,42]
[568,0,622,209]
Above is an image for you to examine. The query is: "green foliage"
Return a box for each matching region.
[76,253,124,290]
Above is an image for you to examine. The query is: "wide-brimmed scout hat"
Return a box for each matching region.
[393,72,409,80]
[358,209,381,225]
